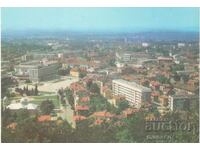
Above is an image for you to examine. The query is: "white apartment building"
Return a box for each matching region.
[112,79,151,108]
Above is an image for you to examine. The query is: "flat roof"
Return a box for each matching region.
[16,61,58,69]
[113,79,151,92]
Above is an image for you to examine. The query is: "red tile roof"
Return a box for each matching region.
[150,81,160,87]
[123,108,140,117]
[92,111,115,118]
[37,115,51,122]
[80,96,90,102]
[94,119,104,125]
[73,115,87,121]
[151,92,160,97]
[70,82,86,92]
[75,105,89,111]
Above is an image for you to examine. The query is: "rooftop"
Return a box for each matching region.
[37,115,51,122]
[80,97,90,102]
[6,98,38,110]
[113,79,151,92]
[75,105,89,111]
[73,115,87,121]
[92,111,115,118]
[17,60,58,69]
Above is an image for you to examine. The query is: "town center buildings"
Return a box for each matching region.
[15,60,60,82]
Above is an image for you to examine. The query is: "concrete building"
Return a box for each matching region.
[123,53,132,62]
[157,56,173,64]
[142,42,149,47]
[32,53,57,60]
[21,54,33,62]
[15,60,60,82]
[168,94,198,111]
[177,43,185,48]
[112,79,151,108]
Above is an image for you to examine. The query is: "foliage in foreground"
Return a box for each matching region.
[1,107,199,143]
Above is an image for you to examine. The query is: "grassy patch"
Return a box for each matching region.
[39,91,55,95]
[29,95,60,108]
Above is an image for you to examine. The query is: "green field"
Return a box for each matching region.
[29,95,60,109]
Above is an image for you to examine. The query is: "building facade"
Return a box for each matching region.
[29,62,60,82]
[168,95,198,111]
[112,79,151,108]
[123,53,132,62]
[15,61,60,82]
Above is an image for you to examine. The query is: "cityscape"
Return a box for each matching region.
[1,8,199,143]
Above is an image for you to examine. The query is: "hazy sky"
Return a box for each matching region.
[2,8,199,32]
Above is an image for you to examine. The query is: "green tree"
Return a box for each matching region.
[35,84,38,96]
[117,100,129,112]
[116,112,146,142]
[79,71,87,78]
[157,76,169,84]
[89,83,100,94]
[16,109,30,123]
[40,100,55,115]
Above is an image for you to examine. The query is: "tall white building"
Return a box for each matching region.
[112,79,151,108]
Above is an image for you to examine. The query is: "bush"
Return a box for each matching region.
[40,100,55,115]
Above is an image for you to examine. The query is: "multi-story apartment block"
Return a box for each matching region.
[112,79,151,108]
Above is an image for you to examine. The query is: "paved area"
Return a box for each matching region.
[18,76,79,93]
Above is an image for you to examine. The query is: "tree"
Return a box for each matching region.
[40,100,55,115]
[79,71,87,78]
[171,64,184,74]
[25,79,31,83]
[181,75,189,83]
[157,76,169,84]
[68,94,74,110]
[58,68,70,76]
[89,95,113,114]
[2,108,14,127]
[35,84,38,96]
[65,89,74,109]
[89,83,100,94]
[173,72,180,81]
[109,58,116,66]
[117,100,129,112]
[16,109,30,123]
[116,112,146,142]
[86,80,93,90]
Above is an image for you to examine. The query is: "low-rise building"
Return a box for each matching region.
[123,53,132,62]
[6,97,38,112]
[70,68,79,77]
[157,56,173,64]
